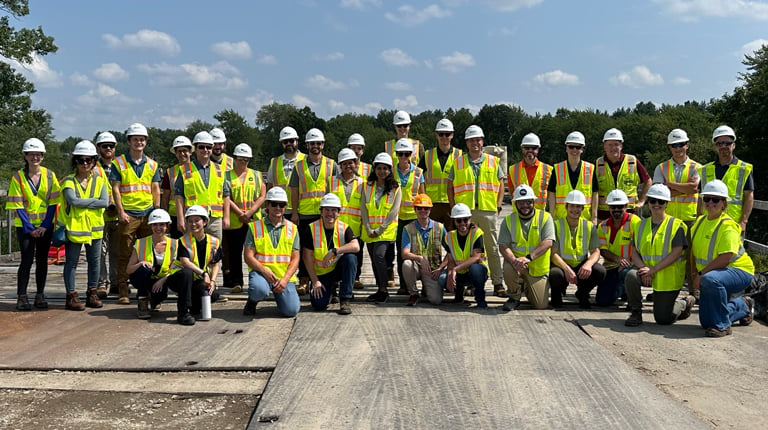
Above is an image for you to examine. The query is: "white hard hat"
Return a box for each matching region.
[148,208,172,225]
[712,125,736,142]
[450,203,472,218]
[22,138,46,153]
[435,118,454,132]
[513,184,536,201]
[347,133,365,146]
[647,184,671,201]
[305,128,325,142]
[210,127,226,143]
[279,126,299,141]
[393,110,411,125]
[193,131,214,145]
[465,125,484,139]
[72,140,97,156]
[265,187,288,203]
[126,123,148,137]
[320,193,342,209]
[171,136,192,153]
[565,131,585,146]
[701,180,730,199]
[606,189,629,206]
[373,152,393,167]
[95,132,117,145]
[233,143,252,158]
[603,128,624,143]
[667,129,689,145]
[521,133,541,148]
[564,190,587,205]
[338,148,357,164]
[394,138,413,153]
[185,204,209,220]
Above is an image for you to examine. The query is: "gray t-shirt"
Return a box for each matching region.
[653,157,699,184]
[267,153,302,185]
[497,210,556,248]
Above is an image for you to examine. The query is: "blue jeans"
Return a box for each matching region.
[596,267,629,306]
[64,239,102,293]
[248,271,300,317]
[456,263,488,307]
[699,267,753,331]
[310,253,357,311]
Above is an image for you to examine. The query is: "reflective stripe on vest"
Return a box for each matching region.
[58,173,106,243]
[508,161,552,209]
[690,216,746,270]
[167,164,182,217]
[598,215,637,269]
[424,147,461,204]
[452,154,500,211]
[357,162,371,179]
[446,226,486,274]
[406,220,444,270]
[113,155,157,210]
[176,233,220,279]
[504,210,551,277]
[699,160,753,223]
[361,183,398,243]
[297,157,333,215]
[250,219,298,282]
[310,219,348,276]
[660,158,700,222]
[328,176,364,236]
[229,168,263,229]
[556,218,591,267]
[596,155,639,210]
[398,166,422,220]
[180,161,225,217]
[553,161,594,220]
[635,216,686,291]
[269,152,305,212]
[135,236,178,278]
[7,168,58,228]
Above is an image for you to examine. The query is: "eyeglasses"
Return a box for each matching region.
[521,146,538,151]
[703,196,724,203]
[99,144,115,150]
[647,198,666,205]
[235,157,250,162]
[454,217,470,224]
[669,142,687,149]
[516,200,533,206]
[566,145,583,150]
[396,152,412,157]
[715,140,734,147]
[196,145,213,151]
[269,201,287,208]
[281,139,297,144]
[396,124,409,129]
[437,132,452,137]
[416,206,431,211]
[76,158,94,165]
[307,141,323,146]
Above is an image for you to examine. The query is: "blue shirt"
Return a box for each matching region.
[401,219,447,252]
[397,164,424,188]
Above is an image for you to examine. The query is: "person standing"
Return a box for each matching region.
[594,128,652,221]
[110,123,161,305]
[443,203,489,308]
[93,132,119,298]
[210,127,233,171]
[329,148,366,290]
[384,110,423,166]
[653,129,701,225]
[347,133,371,179]
[394,138,425,295]
[6,138,60,311]
[267,126,305,220]
[508,133,552,211]
[548,131,597,222]
[596,189,641,307]
[421,118,462,229]
[401,194,449,306]
[161,136,193,239]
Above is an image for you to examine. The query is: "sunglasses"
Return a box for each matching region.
[281,139,297,144]
[454,217,470,224]
[566,145,583,150]
[703,196,724,203]
[669,142,687,149]
[416,206,431,211]
[269,201,287,208]
[396,124,409,128]
[307,141,323,146]
[196,145,213,151]
[521,146,538,151]
[715,140,734,147]
[76,157,94,165]
[99,144,115,149]
[396,152,412,157]
[437,132,452,137]
[647,198,666,205]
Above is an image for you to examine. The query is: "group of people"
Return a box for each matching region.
[7,113,757,336]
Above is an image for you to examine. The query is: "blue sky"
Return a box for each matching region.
[4,0,768,140]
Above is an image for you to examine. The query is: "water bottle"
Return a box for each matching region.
[200,289,212,321]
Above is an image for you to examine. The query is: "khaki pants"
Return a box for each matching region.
[402,259,443,305]
[503,261,549,309]
[117,215,152,288]
[205,217,223,241]
[471,209,502,287]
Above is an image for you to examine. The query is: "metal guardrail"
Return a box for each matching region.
[745,199,768,255]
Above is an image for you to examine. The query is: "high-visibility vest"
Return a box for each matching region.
[445,226,487,274]
[397,165,423,221]
[385,138,421,166]
[552,160,594,220]
[229,168,263,229]
[424,147,462,204]
[5,167,60,228]
[634,216,687,291]
[690,214,754,274]
[361,183,398,242]
[176,233,220,280]
[268,152,305,212]
[328,176,364,237]
[405,220,445,270]
[357,161,372,179]
[214,154,233,171]
[596,154,640,211]
[555,218,594,268]
[179,161,226,218]
[503,210,552,277]
[249,218,298,282]
[699,159,753,223]
[598,214,641,269]
[309,219,349,276]
[508,160,552,210]
[94,161,118,222]
[452,153,500,212]
[134,236,178,278]
[296,156,333,215]
[112,154,158,211]
[58,173,107,244]
[166,164,182,217]
[658,158,700,222]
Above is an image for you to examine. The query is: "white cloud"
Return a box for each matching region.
[740,39,768,57]
[305,74,347,91]
[293,94,315,107]
[652,0,768,21]
[483,0,543,12]
[380,48,417,66]
[69,72,91,87]
[394,94,418,108]
[463,104,482,114]
[385,4,451,27]
[533,70,580,86]
[610,65,664,88]
[93,63,129,82]
[340,0,381,9]
[348,102,384,115]
[1,52,62,87]
[182,95,205,106]
[211,41,252,59]
[245,90,276,112]
[160,115,195,129]
[76,83,137,107]
[137,61,247,90]
[673,76,692,85]
[329,99,347,111]
[314,51,345,61]
[385,81,412,91]
[439,51,476,73]
[257,55,278,65]
[103,29,181,55]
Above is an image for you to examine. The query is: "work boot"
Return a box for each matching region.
[365,290,389,303]
[65,291,86,311]
[339,299,352,315]
[354,279,364,290]
[16,294,32,311]
[137,298,151,320]
[86,288,103,308]
[177,312,195,326]
[396,287,409,295]
[678,296,695,321]
[501,298,520,311]
[494,285,508,298]
[464,287,474,296]
[625,310,643,327]
[34,293,48,309]
[243,300,258,316]
[117,283,130,304]
[406,294,419,307]
[230,285,243,294]
[387,267,395,288]
[296,277,309,295]
[96,285,108,299]
[739,296,754,326]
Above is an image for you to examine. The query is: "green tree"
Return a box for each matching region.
[255,103,325,161]
[213,109,263,170]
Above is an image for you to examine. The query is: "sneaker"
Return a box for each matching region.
[690,288,700,305]
[16,295,31,311]
[178,313,196,326]
[705,326,732,337]
[96,286,108,299]
[86,289,103,308]
[353,280,364,290]
[366,290,389,303]
[464,287,474,297]
[678,296,695,321]
[625,310,643,327]
[406,294,419,307]
[243,300,257,316]
[33,293,48,309]
[739,296,754,326]
[230,285,243,294]
[494,285,508,298]
[137,298,151,320]
[339,299,352,315]
[501,298,520,311]
[396,287,409,296]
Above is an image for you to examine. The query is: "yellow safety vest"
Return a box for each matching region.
[229,168,263,229]
[508,160,552,210]
[166,164,182,217]
[328,176,364,237]
[357,162,372,179]
[659,158,700,222]
[452,153,500,212]
[134,236,178,278]
[309,219,349,276]
[424,147,462,204]
[385,138,421,166]
[397,165,423,221]
[699,160,753,223]
[690,214,754,274]
[598,214,641,269]
[180,161,226,218]
[58,173,107,244]
[555,218,594,268]
[269,152,305,212]
[552,160,594,220]
[249,219,298,283]
[6,167,60,228]
[214,153,233,171]
[176,233,220,280]
[596,155,640,211]
[94,161,117,222]
[112,154,158,211]
[634,216,687,291]
[361,183,398,242]
[296,156,333,215]
[446,226,487,274]
[503,210,552,277]
[405,220,445,270]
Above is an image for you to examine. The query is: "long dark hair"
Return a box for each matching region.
[367,163,399,196]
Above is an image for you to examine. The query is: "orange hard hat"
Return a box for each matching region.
[412,194,433,208]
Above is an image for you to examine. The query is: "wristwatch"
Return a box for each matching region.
[331,248,338,256]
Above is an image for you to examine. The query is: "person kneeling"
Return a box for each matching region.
[400,194,448,306]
